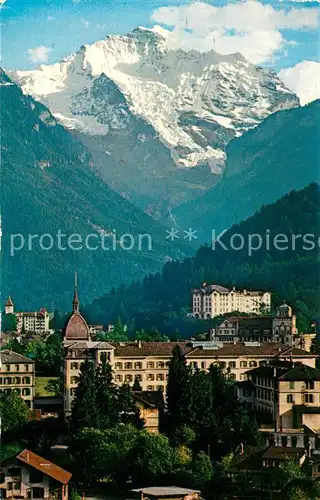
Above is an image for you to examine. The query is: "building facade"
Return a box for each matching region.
[0,449,71,500]
[192,284,271,318]
[212,303,297,346]
[0,350,35,408]
[237,362,320,451]
[5,296,50,334]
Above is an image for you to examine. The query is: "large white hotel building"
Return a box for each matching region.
[192,284,271,318]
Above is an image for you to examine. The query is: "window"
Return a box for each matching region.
[135,362,142,369]
[70,362,79,370]
[291,436,297,447]
[147,385,154,391]
[8,468,20,478]
[116,374,123,382]
[157,362,165,369]
[147,362,154,369]
[147,374,154,381]
[135,374,142,381]
[249,361,257,367]
[219,362,226,369]
[289,381,295,390]
[70,388,77,397]
[125,374,133,382]
[304,393,314,403]
[115,362,123,370]
[124,362,132,370]
[229,373,236,380]
[25,365,29,372]
[201,361,206,370]
[6,377,12,385]
[287,394,293,403]
[240,361,247,368]
[23,377,31,384]
[228,361,236,369]
[29,470,43,483]
[22,388,31,396]
[15,377,21,384]
[157,385,164,392]
[306,381,314,390]
[281,436,288,447]
[70,376,78,384]
[156,374,164,381]
[6,365,10,372]
[15,365,20,372]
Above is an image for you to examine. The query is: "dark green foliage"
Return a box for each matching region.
[71,355,143,431]
[2,313,17,332]
[173,99,320,242]
[2,333,63,376]
[72,359,99,429]
[0,391,29,432]
[166,349,258,461]
[85,183,320,333]
[166,346,191,436]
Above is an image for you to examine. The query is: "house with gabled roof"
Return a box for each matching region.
[0,449,71,500]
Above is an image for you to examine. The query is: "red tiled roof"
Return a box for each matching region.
[64,312,90,341]
[186,344,314,358]
[17,449,71,485]
[112,342,194,357]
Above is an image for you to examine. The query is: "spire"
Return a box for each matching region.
[73,272,79,313]
[6,295,13,307]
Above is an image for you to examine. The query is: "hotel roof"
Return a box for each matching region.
[111,342,194,357]
[279,364,320,381]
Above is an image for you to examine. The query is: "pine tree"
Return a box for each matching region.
[116,384,143,428]
[72,359,99,429]
[166,345,191,436]
[96,353,117,428]
[132,376,142,392]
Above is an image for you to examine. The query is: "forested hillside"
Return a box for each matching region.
[84,183,320,334]
[173,100,319,243]
[1,69,188,309]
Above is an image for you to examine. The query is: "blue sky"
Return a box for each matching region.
[1,0,319,72]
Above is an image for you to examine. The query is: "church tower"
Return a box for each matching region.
[272,302,297,346]
[5,296,14,315]
[64,273,90,342]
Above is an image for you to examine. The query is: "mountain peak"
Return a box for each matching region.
[11,27,299,170]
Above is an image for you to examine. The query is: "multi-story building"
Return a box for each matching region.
[62,286,317,419]
[0,449,71,500]
[0,350,35,408]
[5,296,50,333]
[212,303,298,346]
[237,361,320,451]
[192,284,271,318]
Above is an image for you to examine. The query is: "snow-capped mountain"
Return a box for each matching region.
[11,26,299,216]
[12,26,298,170]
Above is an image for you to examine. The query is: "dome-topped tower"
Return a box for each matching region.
[277,302,292,318]
[64,273,90,341]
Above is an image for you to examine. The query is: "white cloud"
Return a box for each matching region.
[151,0,319,64]
[27,46,52,64]
[279,60,320,105]
[47,16,55,21]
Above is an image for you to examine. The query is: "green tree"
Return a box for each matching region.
[132,376,142,391]
[96,353,117,428]
[166,345,191,438]
[72,359,99,430]
[116,384,144,428]
[2,313,17,332]
[0,391,29,432]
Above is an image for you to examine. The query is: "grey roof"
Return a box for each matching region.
[279,364,320,381]
[63,340,114,350]
[131,487,200,497]
[1,349,34,364]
